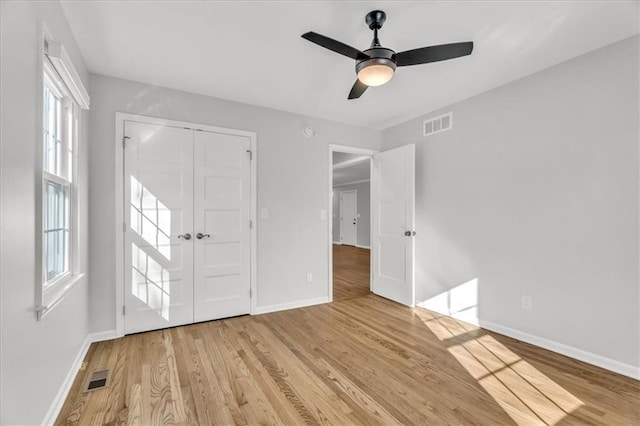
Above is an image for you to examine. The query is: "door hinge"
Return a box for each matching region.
[246,150,252,160]
[249,288,252,298]
[123,221,127,232]
[249,219,253,229]
[122,305,126,316]
[122,135,130,148]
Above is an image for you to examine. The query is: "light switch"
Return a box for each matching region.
[261,208,269,219]
[320,210,327,220]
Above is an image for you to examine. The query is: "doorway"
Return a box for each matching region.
[330,146,374,302]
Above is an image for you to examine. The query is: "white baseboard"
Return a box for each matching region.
[416,302,639,380]
[89,329,118,343]
[416,301,479,326]
[332,241,342,245]
[253,297,330,315]
[478,320,640,380]
[42,330,118,425]
[355,244,370,250]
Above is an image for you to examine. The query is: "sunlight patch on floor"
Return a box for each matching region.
[418,310,583,425]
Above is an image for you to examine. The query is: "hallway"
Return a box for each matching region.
[333,244,370,302]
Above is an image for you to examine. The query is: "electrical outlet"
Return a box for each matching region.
[306,273,313,282]
[522,295,532,310]
[261,208,269,219]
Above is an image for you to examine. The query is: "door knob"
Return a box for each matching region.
[196,233,210,240]
[178,233,191,240]
[404,230,416,237]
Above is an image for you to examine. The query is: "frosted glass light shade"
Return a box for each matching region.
[357,64,394,86]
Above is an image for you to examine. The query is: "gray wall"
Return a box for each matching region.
[382,36,639,369]
[89,74,381,332]
[332,181,371,247]
[0,1,91,424]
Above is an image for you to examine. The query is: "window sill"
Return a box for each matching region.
[37,272,85,321]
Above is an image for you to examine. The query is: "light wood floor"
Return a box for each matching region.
[57,293,639,425]
[333,244,370,302]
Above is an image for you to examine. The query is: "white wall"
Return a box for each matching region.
[332,181,371,247]
[88,74,381,332]
[382,36,639,372]
[0,1,91,424]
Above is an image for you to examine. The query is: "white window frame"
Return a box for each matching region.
[35,31,89,320]
[42,64,74,284]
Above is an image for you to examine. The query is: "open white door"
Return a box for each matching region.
[372,144,415,306]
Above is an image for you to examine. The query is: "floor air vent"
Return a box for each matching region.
[83,369,110,392]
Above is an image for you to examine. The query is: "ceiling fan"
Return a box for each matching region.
[301,10,473,99]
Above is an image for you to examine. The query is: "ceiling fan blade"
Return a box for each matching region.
[302,31,368,61]
[348,79,368,100]
[395,42,473,67]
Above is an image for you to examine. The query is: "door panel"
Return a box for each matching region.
[372,144,415,306]
[340,190,357,246]
[124,121,194,334]
[193,131,251,322]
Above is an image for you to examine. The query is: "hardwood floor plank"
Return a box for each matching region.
[127,383,141,425]
[333,244,370,302]
[57,294,639,425]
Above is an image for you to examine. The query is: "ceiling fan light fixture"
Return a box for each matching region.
[301,9,473,99]
[356,58,396,87]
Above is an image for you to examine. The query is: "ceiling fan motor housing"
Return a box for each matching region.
[356,47,397,75]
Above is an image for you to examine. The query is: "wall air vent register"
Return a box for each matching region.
[424,112,453,137]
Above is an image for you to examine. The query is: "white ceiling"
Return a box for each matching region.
[60,1,638,130]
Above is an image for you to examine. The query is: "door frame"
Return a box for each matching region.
[339,190,358,246]
[328,144,377,302]
[115,112,257,337]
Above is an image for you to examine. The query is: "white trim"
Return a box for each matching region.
[416,299,480,328]
[478,320,640,380]
[45,41,90,109]
[114,113,257,337]
[89,330,118,342]
[115,116,124,336]
[333,179,371,187]
[249,136,258,317]
[333,156,369,170]
[41,330,117,425]
[333,241,342,245]
[328,144,377,303]
[355,244,371,250]
[253,297,330,315]
[36,24,84,321]
[38,273,85,321]
[416,302,640,380]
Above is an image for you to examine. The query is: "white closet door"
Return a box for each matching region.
[340,190,357,246]
[372,144,415,306]
[124,121,195,334]
[193,130,251,322]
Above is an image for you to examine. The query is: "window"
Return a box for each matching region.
[42,64,76,285]
[36,36,89,320]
